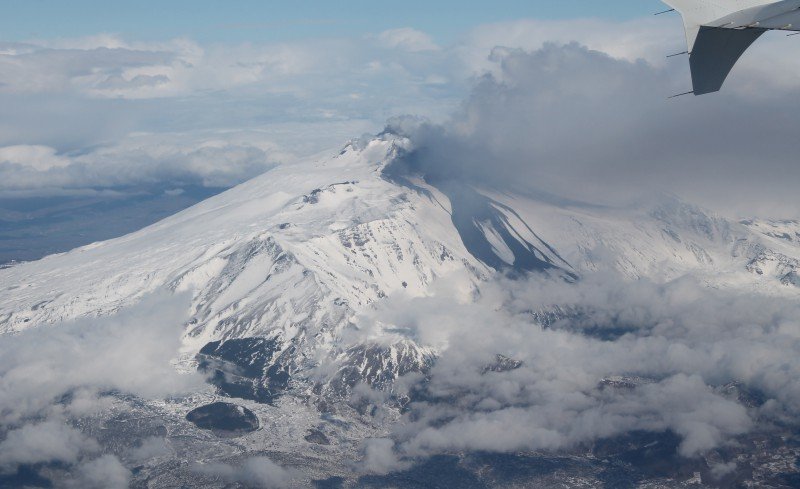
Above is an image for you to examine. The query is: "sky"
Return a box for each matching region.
[4,0,800,263]
[3,1,659,43]
[0,0,680,196]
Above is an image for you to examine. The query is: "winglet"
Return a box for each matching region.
[688,26,766,94]
[660,0,769,95]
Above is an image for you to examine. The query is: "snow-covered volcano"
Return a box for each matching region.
[2,134,800,487]
[1,133,796,341]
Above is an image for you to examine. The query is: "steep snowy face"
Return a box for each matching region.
[0,136,495,403]
[1,134,799,400]
[0,138,464,331]
[738,219,800,286]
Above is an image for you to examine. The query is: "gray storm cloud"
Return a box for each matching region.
[389,43,800,217]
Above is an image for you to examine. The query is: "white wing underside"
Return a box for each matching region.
[662,0,800,94]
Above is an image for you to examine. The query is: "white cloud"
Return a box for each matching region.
[0,28,462,193]
[0,145,71,170]
[710,460,738,479]
[378,28,440,52]
[0,291,206,480]
[67,454,132,489]
[127,436,172,463]
[0,31,446,101]
[0,42,177,96]
[0,291,204,426]
[358,438,408,475]
[344,270,800,464]
[0,421,98,471]
[194,456,294,488]
[0,135,281,195]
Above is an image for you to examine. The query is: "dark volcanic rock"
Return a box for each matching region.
[186,402,259,434]
[598,376,655,391]
[0,465,52,488]
[198,337,281,378]
[330,341,433,395]
[718,381,768,408]
[593,430,705,482]
[313,476,345,488]
[481,354,523,374]
[197,337,291,404]
[358,455,486,488]
[304,428,331,445]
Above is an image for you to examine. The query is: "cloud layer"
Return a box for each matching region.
[352,36,800,454]
[194,456,294,488]
[5,19,800,208]
[0,136,279,196]
[350,271,800,469]
[0,292,203,477]
[3,13,800,481]
[390,41,800,217]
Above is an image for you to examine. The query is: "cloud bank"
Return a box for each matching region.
[5,19,800,209]
[0,136,280,196]
[193,456,294,488]
[0,292,203,477]
[350,271,800,468]
[4,13,800,481]
[366,40,800,458]
[389,42,800,217]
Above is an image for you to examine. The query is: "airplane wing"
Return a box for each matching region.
[688,26,767,94]
[662,0,784,95]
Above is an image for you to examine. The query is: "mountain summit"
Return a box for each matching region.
[2,134,799,486]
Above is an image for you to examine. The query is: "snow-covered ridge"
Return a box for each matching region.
[0,136,486,397]
[1,134,799,397]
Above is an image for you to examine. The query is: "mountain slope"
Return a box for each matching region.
[3,134,800,487]
[1,134,798,393]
